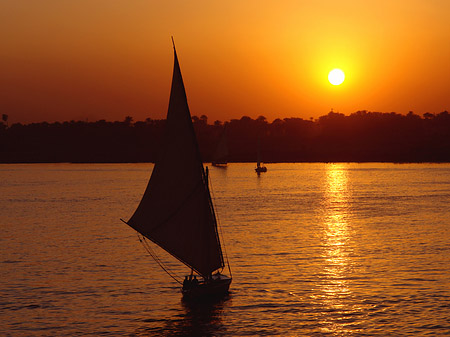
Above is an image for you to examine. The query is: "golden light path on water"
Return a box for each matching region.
[318,164,355,334]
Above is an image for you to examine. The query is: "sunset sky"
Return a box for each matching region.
[1,0,449,124]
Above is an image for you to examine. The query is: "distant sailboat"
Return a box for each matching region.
[212,126,228,167]
[122,39,232,298]
[255,136,267,173]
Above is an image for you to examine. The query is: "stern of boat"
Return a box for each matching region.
[182,273,232,299]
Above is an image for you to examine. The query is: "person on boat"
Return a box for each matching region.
[183,276,190,289]
[204,273,213,284]
[192,275,199,287]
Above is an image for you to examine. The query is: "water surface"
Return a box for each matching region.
[1,163,449,336]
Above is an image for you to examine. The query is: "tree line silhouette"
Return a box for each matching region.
[1,110,449,163]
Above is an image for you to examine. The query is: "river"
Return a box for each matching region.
[1,163,449,336]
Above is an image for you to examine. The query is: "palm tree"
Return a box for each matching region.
[2,114,8,127]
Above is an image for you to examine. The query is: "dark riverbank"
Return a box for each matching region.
[1,110,449,163]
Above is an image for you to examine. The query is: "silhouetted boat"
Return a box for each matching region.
[212,126,228,167]
[255,136,267,173]
[121,39,232,299]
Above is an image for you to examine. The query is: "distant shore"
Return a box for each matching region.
[1,110,449,163]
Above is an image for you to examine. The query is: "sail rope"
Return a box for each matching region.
[136,233,183,285]
[208,172,232,277]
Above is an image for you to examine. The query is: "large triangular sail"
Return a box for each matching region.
[125,42,224,277]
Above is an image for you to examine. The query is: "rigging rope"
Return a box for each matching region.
[136,233,183,285]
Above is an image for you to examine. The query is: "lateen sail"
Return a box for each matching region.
[256,136,262,168]
[212,126,228,165]
[126,44,224,277]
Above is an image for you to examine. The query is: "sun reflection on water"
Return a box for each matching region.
[322,163,351,268]
[318,163,356,333]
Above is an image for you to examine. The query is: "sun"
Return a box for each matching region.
[328,69,345,85]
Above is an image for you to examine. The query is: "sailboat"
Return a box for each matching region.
[211,126,228,167]
[255,136,267,173]
[122,39,232,299]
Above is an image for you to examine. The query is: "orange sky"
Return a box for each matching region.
[1,0,449,124]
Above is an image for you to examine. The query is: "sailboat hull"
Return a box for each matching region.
[182,274,232,299]
[212,162,228,167]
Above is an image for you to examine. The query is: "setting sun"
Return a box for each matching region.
[328,69,345,85]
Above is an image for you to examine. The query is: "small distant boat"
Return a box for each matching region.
[212,126,228,167]
[255,136,267,173]
[255,164,267,173]
[122,38,232,299]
